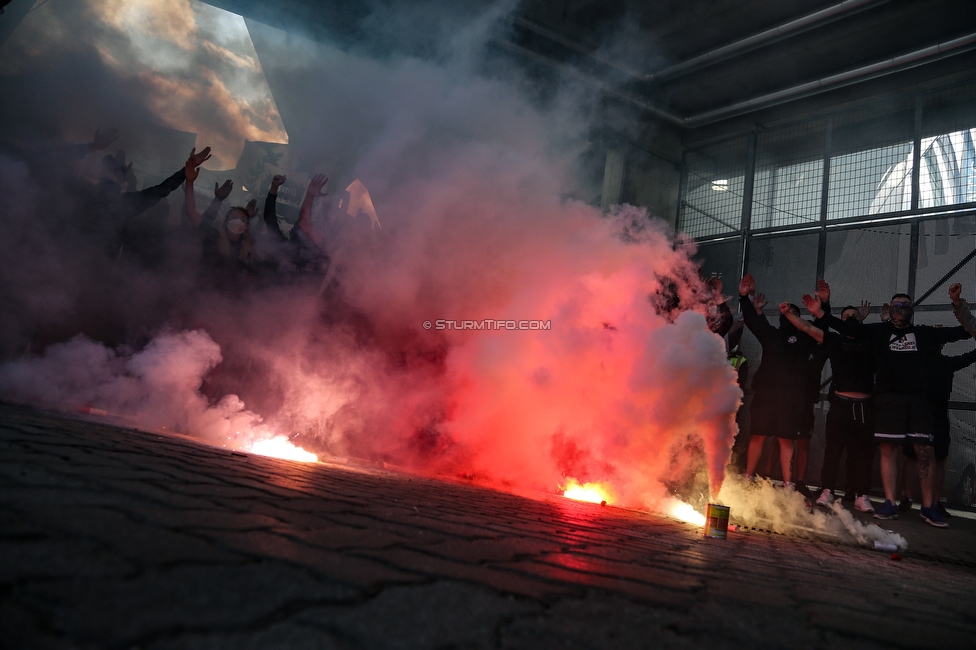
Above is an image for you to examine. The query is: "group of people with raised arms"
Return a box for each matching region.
[736,274,976,528]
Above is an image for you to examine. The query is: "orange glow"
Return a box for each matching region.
[561,478,614,505]
[248,436,318,463]
[667,500,706,526]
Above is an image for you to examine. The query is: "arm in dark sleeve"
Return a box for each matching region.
[934,324,973,345]
[119,167,187,219]
[739,295,774,345]
[945,348,976,373]
[263,192,287,241]
[813,307,863,338]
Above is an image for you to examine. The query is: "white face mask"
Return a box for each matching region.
[226,218,247,235]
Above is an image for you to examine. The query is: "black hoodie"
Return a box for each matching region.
[740,295,817,394]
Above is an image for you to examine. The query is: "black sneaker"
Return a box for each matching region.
[898,497,913,512]
[937,502,953,519]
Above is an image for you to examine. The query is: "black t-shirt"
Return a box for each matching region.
[822,330,875,395]
[815,313,971,395]
[739,295,817,393]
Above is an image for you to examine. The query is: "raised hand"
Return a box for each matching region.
[778,302,792,314]
[949,283,963,307]
[245,198,258,217]
[270,175,286,194]
[214,179,233,201]
[816,279,830,304]
[754,292,767,313]
[306,173,329,198]
[739,273,755,297]
[184,149,202,183]
[91,127,120,151]
[188,146,212,169]
[802,293,823,317]
[858,300,871,320]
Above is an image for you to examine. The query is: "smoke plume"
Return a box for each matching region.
[0,0,741,510]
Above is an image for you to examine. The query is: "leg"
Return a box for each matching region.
[849,418,876,497]
[795,438,810,483]
[902,456,918,501]
[778,437,794,484]
[879,443,898,504]
[915,443,935,509]
[746,435,767,477]
[820,404,846,492]
[763,438,779,478]
[934,458,946,503]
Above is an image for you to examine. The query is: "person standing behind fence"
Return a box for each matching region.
[781,285,876,513]
[738,274,818,487]
[806,287,970,528]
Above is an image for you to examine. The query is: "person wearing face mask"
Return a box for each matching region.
[805,285,971,527]
[183,148,255,291]
[738,274,818,488]
[779,284,876,513]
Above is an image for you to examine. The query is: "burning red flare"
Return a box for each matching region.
[561,477,614,505]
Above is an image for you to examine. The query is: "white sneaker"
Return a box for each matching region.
[854,495,874,513]
[816,489,834,507]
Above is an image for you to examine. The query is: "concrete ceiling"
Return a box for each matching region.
[203,0,976,136]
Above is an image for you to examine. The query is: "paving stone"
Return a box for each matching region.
[0,537,135,581]
[197,529,424,588]
[2,402,976,649]
[144,621,353,650]
[293,581,540,650]
[15,562,360,648]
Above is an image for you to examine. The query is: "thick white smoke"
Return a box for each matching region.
[0,0,745,512]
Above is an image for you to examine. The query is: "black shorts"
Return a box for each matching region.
[751,388,810,440]
[874,392,934,446]
[903,429,950,460]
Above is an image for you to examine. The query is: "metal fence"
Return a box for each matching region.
[680,79,976,507]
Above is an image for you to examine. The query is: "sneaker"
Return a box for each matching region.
[873,500,899,520]
[937,502,953,519]
[898,497,913,512]
[816,489,835,507]
[920,505,949,528]
[854,495,875,513]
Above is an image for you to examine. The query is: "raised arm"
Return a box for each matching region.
[130,146,210,220]
[183,149,204,227]
[945,347,976,373]
[780,302,824,344]
[738,274,775,344]
[264,175,287,240]
[949,283,976,338]
[297,173,328,248]
[804,292,856,337]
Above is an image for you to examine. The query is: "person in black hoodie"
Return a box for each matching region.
[805,286,971,527]
[739,274,818,487]
[780,290,877,513]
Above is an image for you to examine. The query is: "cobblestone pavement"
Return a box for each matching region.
[2,403,975,650]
